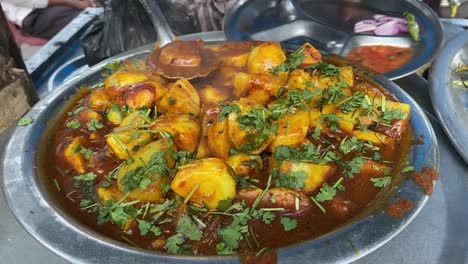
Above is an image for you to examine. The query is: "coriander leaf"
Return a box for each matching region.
[137,219,161,236]
[379,109,407,125]
[72,106,87,115]
[315,184,337,202]
[216,242,235,255]
[104,61,121,71]
[218,102,241,121]
[79,199,92,207]
[66,119,81,129]
[18,117,34,126]
[79,146,94,160]
[303,88,314,103]
[339,137,364,154]
[168,97,177,105]
[370,176,392,188]
[342,156,365,178]
[373,152,382,161]
[87,119,104,131]
[320,113,340,131]
[337,92,366,114]
[219,225,243,249]
[271,47,305,74]
[312,126,321,139]
[177,215,202,241]
[306,61,340,77]
[166,234,184,254]
[218,198,233,212]
[280,217,298,231]
[261,211,275,224]
[74,172,97,181]
[402,160,415,172]
[274,170,308,189]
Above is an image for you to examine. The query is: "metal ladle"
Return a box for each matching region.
[139,0,220,79]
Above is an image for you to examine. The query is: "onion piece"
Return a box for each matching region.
[374,21,400,36]
[373,14,408,24]
[354,20,378,33]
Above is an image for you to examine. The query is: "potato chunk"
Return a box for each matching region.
[117,139,176,202]
[63,136,86,173]
[151,114,201,153]
[247,42,286,75]
[207,115,231,159]
[268,109,309,152]
[104,71,149,89]
[353,130,395,159]
[106,130,152,160]
[233,73,283,105]
[227,99,276,154]
[171,158,236,209]
[89,88,110,110]
[199,85,228,104]
[299,43,322,67]
[287,69,312,90]
[158,80,200,116]
[278,160,336,195]
[226,154,263,176]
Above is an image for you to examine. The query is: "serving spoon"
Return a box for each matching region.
[139,0,221,80]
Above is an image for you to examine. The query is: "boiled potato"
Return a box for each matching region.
[299,43,322,67]
[199,85,228,104]
[247,42,286,75]
[63,136,86,173]
[106,130,152,160]
[339,66,354,87]
[278,160,336,194]
[119,110,148,128]
[123,84,156,109]
[227,99,276,154]
[104,71,149,89]
[117,139,176,202]
[207,114,231,159]
[287,69,312,90]
[268,109,309,152]
[151,114,201,153]
[89,88,110,110]
[77,109,103,125]
[171,158,236,209]
[107,104,123,125]
[158,79,200,116]
[226,154,263,176]
[354,130,395,159]
[233,72,283,105]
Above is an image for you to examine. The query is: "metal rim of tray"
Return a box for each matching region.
[2,31,438,264]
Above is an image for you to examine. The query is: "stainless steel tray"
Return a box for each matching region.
[0,74,465,264]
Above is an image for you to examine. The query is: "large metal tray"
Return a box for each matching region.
[429,30,468,164]
[1,74,465,264]
[223,0,443,80]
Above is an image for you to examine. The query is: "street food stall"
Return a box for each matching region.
[1,1,468,263]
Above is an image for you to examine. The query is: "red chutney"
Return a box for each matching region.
[347,45,413,74]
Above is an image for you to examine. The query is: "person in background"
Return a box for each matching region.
[1,0,99,40]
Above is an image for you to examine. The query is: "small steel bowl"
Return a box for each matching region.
[2,32,438,263]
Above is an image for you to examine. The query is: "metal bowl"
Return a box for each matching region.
[223,0,443,80]
[2,32,439,263]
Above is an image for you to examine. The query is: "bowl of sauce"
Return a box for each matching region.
[347,45,413,74]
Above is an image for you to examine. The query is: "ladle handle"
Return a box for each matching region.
[139,0,175,46]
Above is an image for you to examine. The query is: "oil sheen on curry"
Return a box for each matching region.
[43,40,415,256]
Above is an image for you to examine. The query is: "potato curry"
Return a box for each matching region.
[43,40,414,256]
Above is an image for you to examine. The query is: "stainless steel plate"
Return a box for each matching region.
[2,32,439,263]
[429,31,468,164]
[223,0,443,80]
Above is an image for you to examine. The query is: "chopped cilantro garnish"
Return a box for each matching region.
[280,217,297,231]
[177,215,202,241]
[168,97,177,105]
[370,176,392,188]
[79,146,94,160]
[121,150,168,192]
[402,160,415,172]
[104,61,121,71]
[342,157,365,178]
[271,47,305,74]
[18,117,34,126]
[66,119,80,129]
[137,219,161,236]
[218,101,241,121]
[166,234,185,254]
[305,61,340,77]
[87,119,104,131]
[339,137,364,154]
[273,168,307,189]
[315,184,337,202]
[379,109,407,124]
[74,172,97,181]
